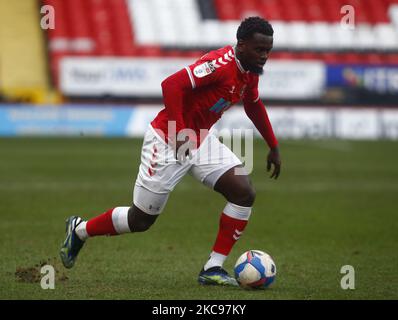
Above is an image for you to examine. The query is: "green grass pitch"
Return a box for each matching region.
[0,137,397,299]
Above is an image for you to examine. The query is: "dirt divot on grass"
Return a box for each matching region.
[15,257,69,283]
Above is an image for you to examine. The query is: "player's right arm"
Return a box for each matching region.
[161,59,223,157]
[161,69,193,159]
[161,59,222,132]
[161,69,192,135]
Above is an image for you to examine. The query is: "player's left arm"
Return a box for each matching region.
[243,80,281,179]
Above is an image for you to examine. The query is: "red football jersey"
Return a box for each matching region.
[151,45,260,144]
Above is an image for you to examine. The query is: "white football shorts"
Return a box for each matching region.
[133,125,243,215]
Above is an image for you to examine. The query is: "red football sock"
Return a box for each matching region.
[86,208,118,237]
[212,212,248,256]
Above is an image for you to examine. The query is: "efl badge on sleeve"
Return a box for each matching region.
[193,62,215,78]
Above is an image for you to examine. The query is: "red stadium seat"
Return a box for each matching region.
[214,0,240,20]
[318,52,340,64]
[364,53,385,64]
[386,53,398,64]
[106,0,137,56]
[44,0,69,40]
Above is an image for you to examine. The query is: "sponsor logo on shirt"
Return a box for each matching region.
[209,98,231,114]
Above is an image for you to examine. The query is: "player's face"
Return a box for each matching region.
[237,33,273,75]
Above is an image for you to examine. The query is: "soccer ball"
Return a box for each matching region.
[234,250,276,289]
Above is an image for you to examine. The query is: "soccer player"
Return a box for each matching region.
[60,16,281,286]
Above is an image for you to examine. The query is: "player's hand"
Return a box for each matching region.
[267,147,281,179]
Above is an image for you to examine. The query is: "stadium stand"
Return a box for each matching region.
[0,0,397,136]
[40,0,398,90]
[127,0,398,51]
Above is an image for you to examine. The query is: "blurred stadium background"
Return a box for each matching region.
[1,0,398,137]
[1,0,398,300]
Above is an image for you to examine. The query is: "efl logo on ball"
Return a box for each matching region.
[234,250,276,289]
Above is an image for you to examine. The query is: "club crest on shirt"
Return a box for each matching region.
[193,61,215,78]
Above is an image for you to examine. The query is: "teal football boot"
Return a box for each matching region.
[60,216,85,269]
[198,267,238,286]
